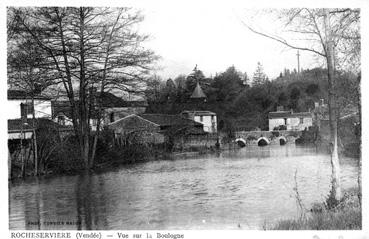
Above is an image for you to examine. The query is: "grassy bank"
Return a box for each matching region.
[269,188,361,230]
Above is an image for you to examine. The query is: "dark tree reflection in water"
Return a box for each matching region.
[9,145,358,230]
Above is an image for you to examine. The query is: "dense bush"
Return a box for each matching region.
[47,135,85,174]
[271,131,280,137]
[94,129,166,165]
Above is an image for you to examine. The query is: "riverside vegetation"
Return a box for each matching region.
[9,127,217,178]
[268,187,361,230]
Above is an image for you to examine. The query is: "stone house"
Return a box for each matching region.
[181,110,217,133]
[108,113,205,145]
[268,107,313,131]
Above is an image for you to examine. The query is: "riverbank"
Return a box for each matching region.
[9,143,221,180]
[295,123,361,158]
[267,188,361,230]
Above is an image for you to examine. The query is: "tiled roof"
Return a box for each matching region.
[182,110,216,116]
[99,92,148,108]
[268,111,292,118]
[269,111,312,119]
[291,112,313,118]
[108,114,160,132]
[190,82,206,98]
[8,118,73,132]
[8,90,51,100]
[175,126,207,135]
[139,114,203,127]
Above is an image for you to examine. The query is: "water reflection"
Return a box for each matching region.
[9,145,359,230]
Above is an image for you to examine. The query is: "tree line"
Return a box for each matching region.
[145,65,359,131]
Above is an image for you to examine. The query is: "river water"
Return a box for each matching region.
[9,144,358,230]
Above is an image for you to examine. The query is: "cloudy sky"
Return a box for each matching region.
[136,2,321,80]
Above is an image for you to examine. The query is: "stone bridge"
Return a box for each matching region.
[234,130,303,146]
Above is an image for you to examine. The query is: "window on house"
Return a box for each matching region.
[284,118,287,125]
[300,118,304,124]
[92,119,97,126]
[211,115,214,121]
[200,115,203,122]
[20,102,34,118]
[110,112,114,123]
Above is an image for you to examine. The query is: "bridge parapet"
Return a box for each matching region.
[234,130,302,145]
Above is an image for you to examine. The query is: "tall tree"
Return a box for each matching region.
[212,65,244,102]
[145,75,165,102]
[242,8,360,201]
[9,7,157,168]
[252,62,267,86]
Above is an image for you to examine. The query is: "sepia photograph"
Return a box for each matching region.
[6,2,363,232]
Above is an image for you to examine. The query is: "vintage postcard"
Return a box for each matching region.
[3,0,368,238]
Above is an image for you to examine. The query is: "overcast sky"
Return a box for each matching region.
[137,3,320,80]
[2,0,366,82]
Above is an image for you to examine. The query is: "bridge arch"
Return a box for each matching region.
[235,138,246,147]
[278,136,287,145]
[257,137,269,146]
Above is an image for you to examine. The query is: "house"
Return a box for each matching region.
[8,118,35,140]
[109,113,204,134]
[51,101,75,127]
[8,90,52,120]
[181,110,217,133]
[51,100,102,131]
[100,92,148,123]
[52,92,148,130]
[268,107,313,131]
[7,90,72,164]
[108,113,205,144]
[7,89,59,140]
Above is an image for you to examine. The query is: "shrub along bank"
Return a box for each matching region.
[9,128,217,179]
[269,188,361,230]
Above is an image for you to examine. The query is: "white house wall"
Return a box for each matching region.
[269,118,285,131]
[193,115,217,133]
[34,100,52,118]
[8,132,33,139]
[7,99,52,119]
[287,117,312,130]
[269,117,312,131]
[7,100,22,119]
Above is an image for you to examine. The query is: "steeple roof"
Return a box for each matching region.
[190,82,206,99]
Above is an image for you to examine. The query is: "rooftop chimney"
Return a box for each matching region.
[20,103,28,123]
